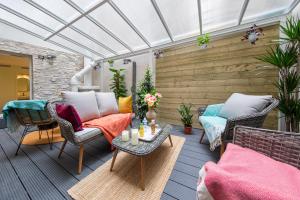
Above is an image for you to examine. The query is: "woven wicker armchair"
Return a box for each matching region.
[233,126,300,169]
[198,97,279,154]
[47,102,102,174]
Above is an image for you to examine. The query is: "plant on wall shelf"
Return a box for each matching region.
[107,59,114,67]
[177,103,193,134]
[109,68,127,100]
[136,67,156,120]
[197,33,210,48]
[257,16,300,132]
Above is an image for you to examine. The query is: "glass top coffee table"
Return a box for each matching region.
[110,122,173,190]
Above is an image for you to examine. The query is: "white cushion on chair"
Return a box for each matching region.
[95,92,119,117]
[61,91,100,122]
[74,128,102,143]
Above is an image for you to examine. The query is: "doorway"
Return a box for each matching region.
[0,51,31,113]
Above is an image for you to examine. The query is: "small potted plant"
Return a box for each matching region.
[197,33,210,48]
[177,103,193,134]
[107,59,114,67]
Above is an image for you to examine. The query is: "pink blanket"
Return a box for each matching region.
[201,143,300,200]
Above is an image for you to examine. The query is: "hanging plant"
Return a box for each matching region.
[107,59,114,67]
[197,33,210,48]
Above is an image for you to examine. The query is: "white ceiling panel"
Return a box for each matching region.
[73,17,129,54]
[243,0,294,24]
[155,0,199,41]
[202,0,244,32]
[90,3,147,51]
[0,8,50,36]
[112,0,170,46]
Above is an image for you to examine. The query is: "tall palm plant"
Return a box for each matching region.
[258,16,300,132]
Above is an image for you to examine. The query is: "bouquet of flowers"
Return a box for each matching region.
[144,92,162,108]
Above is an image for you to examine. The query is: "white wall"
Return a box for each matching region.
[92,51,155,94]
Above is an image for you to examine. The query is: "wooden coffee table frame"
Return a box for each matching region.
[110,134,173,190]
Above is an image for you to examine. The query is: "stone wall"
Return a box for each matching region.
[0,38,83,101]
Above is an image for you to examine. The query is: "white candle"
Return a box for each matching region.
[121,130,129,141]
[131,129,139,145]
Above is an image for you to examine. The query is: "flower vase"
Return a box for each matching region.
[146,107,157,122]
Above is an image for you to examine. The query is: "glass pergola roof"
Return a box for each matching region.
[0,0,298,60]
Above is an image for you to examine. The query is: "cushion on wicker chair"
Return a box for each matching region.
[218,93,272,119]
[56,104,83,132]
[74,128,101,143]
[61,91,100,122]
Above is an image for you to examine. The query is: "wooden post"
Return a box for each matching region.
[110,149,119,171]
[58,140,67,158]
[168,135,173,147]
[78,145,84,174]
[140,156,145,191]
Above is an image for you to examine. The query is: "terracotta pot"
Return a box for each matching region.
[184,126,192,134]
[146,107,157,122]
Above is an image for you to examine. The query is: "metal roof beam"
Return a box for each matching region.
[197,0,203,34]
[108,0,151,47]
[0,3,105,58]
[238,0,249,25]
[150,0,173,42]
[23,0,116,55]
[38,0,108,40]
[0,18,94,59]
[285,0,300,13]
[64,0,133,52]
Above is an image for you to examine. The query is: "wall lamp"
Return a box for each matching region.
[38,54,56,60]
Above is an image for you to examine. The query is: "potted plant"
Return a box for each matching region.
[107,59,114,67]
[197,33,210,48]
[177,103,193,134]
[109,68,127,100]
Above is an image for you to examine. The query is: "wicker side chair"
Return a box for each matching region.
[233,126,300,169]
[14,103,56,155]
[198,98,279,154]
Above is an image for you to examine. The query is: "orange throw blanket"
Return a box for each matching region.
[83,113,132,144]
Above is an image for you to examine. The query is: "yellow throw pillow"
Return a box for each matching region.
[119,96,133,113]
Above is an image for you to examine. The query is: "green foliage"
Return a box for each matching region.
[257,15,300,132]
[197,33,210,46]
[177,103,193,127]
[109,68,127,100]
[136,68,156,120]
[280,16,300,50]
[257,45,297,70]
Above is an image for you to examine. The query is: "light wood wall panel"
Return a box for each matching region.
[156,25,279,129]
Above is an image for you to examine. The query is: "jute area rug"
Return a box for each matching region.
[68,135,185,200]
[22,127,64,145]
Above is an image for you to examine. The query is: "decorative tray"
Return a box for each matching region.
[138,125,162,142]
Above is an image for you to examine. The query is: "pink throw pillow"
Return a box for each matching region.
[56,104,83,132]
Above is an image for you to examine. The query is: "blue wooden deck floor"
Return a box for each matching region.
[0,125,218,200]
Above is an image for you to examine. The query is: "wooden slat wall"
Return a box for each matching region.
[156,25,279,129]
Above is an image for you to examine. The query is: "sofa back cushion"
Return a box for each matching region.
[95,92,119,117]
[218,93,272,119]
[55,103,83,132]
[61,91,100,122]
[119,96,133,113]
